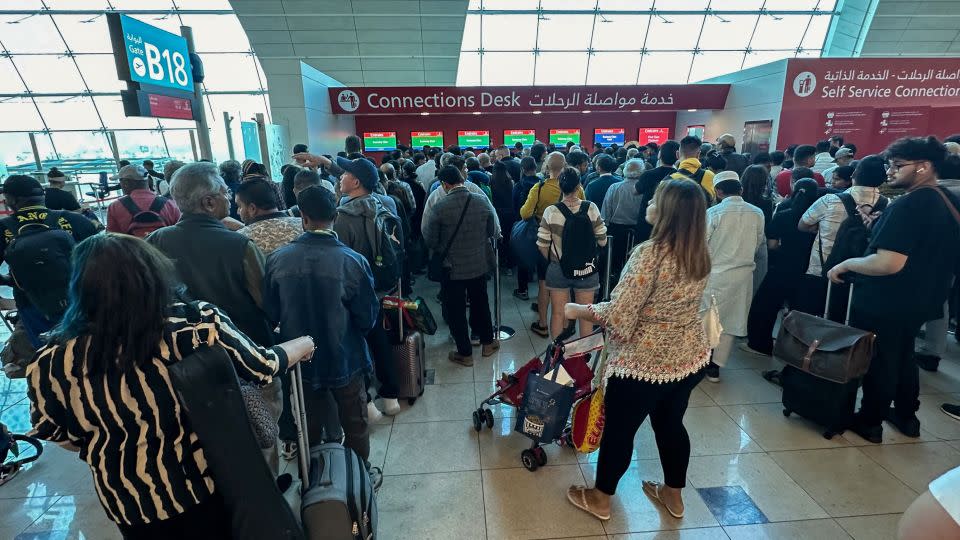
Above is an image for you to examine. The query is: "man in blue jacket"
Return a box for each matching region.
[264,186,379,464]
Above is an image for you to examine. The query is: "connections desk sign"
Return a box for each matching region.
[107,13,194,93]
[330,85,730,115]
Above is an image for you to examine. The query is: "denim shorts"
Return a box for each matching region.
[545,261,600,291]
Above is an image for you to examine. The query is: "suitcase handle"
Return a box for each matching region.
[290,363,312,495]
[824,279,855,325]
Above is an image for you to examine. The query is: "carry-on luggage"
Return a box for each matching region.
[384,277,426,404]
[290,363,377,540]
[773,281,876,438]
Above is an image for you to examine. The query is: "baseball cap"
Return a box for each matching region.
[717,134,736,148]
[713,170,739,184]
[2,175,45,197]
[834,147,854,160]
[335,156,379,191]
[113,164,147,182]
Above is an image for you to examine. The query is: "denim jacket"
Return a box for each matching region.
[263,231,378,389]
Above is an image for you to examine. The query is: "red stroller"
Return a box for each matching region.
[473,324,604,471]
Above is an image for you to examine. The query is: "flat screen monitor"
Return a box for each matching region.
[503,129,536,148]
[363,131,397,152]
[549,129,580,146]
[594,128,625,145]
[638,128,670,146]
[410,131,443,148]
[457,130,490,148]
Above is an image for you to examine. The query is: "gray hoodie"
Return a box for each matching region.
[334,194,385,264]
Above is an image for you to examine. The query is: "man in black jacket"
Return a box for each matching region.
[717,133,750,176]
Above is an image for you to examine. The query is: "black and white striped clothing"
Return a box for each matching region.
[26,301,288,526]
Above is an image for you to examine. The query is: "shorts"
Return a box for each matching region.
[545,261,600,291]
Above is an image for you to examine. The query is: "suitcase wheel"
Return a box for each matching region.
[484,409,494,429]
[472,410,483,432]
[534,446,547,467]
[521,449,539,471]
[407,397,417,406]
[782,408,791,418]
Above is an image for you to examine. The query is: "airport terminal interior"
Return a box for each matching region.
[2,1,960,539]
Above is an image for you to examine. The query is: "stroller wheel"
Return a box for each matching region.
[782,408,791,418]
[484,409,494,429]
[520,449,538,471]
[472,410,482,432]
[533,446,548,467]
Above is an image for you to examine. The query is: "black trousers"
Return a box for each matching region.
[277,371,297,441]
[303,373,370,461]
[595,369,706,495]
[604,223,635,292]
[366,307,399,398]
[118,493,231,540]
[851,309,922,427]
[443,275,494,356]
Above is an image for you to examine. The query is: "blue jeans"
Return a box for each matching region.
[19,305,56,349]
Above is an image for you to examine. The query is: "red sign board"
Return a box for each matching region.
[639,127,671,145]
[364,131,394,138]
[329,85,730,115]
[873,107,931,149]
[411,131,442,137]
[820,108,875,140]
[551,129,579,136]
[504,129,535,136]
[458,130,488,137]
[147,93,193,120]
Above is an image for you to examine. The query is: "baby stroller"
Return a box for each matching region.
[473,322,604,471]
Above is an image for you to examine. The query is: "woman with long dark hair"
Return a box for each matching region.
[741,164,774,224]
[563,179,712,521]
[26,234,315,539]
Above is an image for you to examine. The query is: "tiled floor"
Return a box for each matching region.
[2,278,960,539]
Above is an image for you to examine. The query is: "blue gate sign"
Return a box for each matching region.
[109,14,194,93]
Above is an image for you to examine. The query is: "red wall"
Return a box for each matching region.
[353,111,677,153]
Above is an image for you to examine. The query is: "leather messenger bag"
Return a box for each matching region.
[773,281,875,384]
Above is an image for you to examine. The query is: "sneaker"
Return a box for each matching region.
[849,416,883,444]
[381,398,402,416]
[915,353,940,372]
[368,466,384,492]
[886,407,921,438]
[513,289,529,301]
[738,342,772,357]
[529,322,549,338]
[705,361,720,383]
[471,334,481,346]
[940,403,960,421]
[280,440,298,461]
[448,351,474,367]
[366,401,384,423]
[481,341,500,357]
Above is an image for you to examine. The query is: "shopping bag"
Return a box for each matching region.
[515,368,576,444]
[570,387,605,454]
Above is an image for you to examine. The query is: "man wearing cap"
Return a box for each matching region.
[716,134,750,177]
[821,146,855,181]
[293,152,399,217]
[0,175,99,347]
[106,164,181,237]
[702,174,765,383]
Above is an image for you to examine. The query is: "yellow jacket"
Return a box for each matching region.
[519,177,585,220]
[670,158,716,200]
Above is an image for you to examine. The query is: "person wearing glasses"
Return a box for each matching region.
[828,137,960,443]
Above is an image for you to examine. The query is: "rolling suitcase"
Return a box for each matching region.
[290,363,377,540]
[385,278,426,404]
[774,281,875,439]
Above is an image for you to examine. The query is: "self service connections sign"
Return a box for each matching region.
[108,14,193,93]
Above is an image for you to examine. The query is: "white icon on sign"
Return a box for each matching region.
[881,111,890,118]
[132,56,146,77]
[793,71,816,97]
[337,90,360,112]
[826,112,835,119]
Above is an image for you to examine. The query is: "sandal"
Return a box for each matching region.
[642,480,684,519]
[566,485,611,521]
[530,322,549,338]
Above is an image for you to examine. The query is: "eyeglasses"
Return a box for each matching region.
[888,160,922,172]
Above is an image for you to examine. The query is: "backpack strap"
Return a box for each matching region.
[119,196,142,217]
[836,193,858,218]
[577,201,590,215]
[921,186,960,226]
[873,195,889,213]
[554,201,574,220]
[147,196,167,213]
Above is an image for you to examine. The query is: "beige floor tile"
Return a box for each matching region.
[483,464,605,540]
[479,416,580,469]
[22,494,122,539]
[393,382,477,424]
[918,369,960,395]
[721,347,781,373]
[368,421,393,469]
[688,387,717,408]
[577,461,718,535]
[914,393,960,440]
[426,354,476,384]
[377,471,486,540]
[475,380,519,420]
[0,443,92,500]
[722,403,851,452]
[859,441,960,493]
[835,514,901,540]
[0,495,61,538]
[769,447,917,517]
[697,371,782,406]
[384,420,480,475]
[723,519,851,540]
[610,529,730,539]
[473,343,539,385]
[684,407,763,457]
[686,453,828,522]
[948,439,960,451]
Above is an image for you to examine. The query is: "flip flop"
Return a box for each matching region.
[566,485,611,521]
[642,480,684,519]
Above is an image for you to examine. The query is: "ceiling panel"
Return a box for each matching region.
[857,0,960,57]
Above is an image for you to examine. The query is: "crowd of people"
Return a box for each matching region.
[3,128,960,538]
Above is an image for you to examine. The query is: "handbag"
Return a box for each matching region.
[428,195,472,282]
[510,180,546,273]
[382,295,438,336]
[700,294,722,349]
[239,381,279,449]
[515,356,577,444]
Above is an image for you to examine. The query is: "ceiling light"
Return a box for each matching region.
[472,111,481,115]
[630,109,640,113]
[532,110,542,115]
[582,110,591,114]
[687,109,698,112]
[420,112,430,116]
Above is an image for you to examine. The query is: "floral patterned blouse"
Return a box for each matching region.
[591,241,711,384]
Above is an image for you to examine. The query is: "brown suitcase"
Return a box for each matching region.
[773,281,875,384]
[386,278,426,403]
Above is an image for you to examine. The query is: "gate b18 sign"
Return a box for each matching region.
[107,13,194,93]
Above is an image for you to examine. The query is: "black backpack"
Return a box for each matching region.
[369,203,404,294]
[554,201,598,279]
[820,193,889,277]
[674,168,713,204]
[119,195,169,238]
[3,212,76,319]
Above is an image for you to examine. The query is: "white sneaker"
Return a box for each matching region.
[381,398,402,416]
[366,401,384,422]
